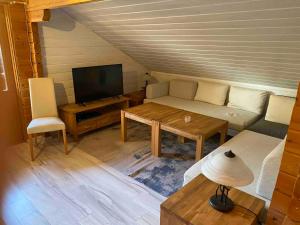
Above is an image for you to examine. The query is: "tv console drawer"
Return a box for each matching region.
[77,110,121,134]
[97,110,120,127]
[77,120,99,133]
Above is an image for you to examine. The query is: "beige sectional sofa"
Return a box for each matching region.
[145,79,268,135]
[145,78,296,222]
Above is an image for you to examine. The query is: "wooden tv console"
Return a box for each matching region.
[59,96,129,140]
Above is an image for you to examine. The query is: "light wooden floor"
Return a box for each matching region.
[74,123,154,174]
[0,134,164,225]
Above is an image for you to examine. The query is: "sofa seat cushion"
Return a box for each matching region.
[183,130,281,202]
[169,79,198,100]
[247,118,288,139]
[144,96,260,131]
[27,117,65,134]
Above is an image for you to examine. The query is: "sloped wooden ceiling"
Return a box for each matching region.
[66,0,300,89]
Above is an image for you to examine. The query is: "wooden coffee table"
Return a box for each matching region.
[156,109,228,160]
[121,102,228,160]
[161,175,265,225]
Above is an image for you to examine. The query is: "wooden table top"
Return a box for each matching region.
[123,102,181,121]
[59,96,130,113]
[160,109,227,139]
[124,102,227,138]
[161,175,265,225]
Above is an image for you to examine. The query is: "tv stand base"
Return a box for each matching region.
[59,96,130,141]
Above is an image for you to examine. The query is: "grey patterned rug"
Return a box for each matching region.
[123,122,226,197]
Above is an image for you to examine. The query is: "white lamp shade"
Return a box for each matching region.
[202,150,254,187]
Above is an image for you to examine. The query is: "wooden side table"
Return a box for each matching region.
[161,175,265,225]
[124,89,146,107]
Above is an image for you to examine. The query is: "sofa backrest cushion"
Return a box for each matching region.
[169,79,198,100]
[227,86,268,114]
[146,81,169,99]
[256,137,286,200]
[265,95,295,125]
[194,80,229,106]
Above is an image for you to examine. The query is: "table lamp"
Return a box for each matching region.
[202,150,254,212]
[144,72,152,87]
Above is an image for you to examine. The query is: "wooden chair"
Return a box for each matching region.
[27,78,68,160]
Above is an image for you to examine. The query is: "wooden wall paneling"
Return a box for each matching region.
[287,176,300,222]
[275,172,297,197]
[280,152,300,177]
[39,10,147,105]
[27,21,43,77]
[294,177,300,198]
[5,3,34,136]
[267,83,300,225]
[267,208,286,225]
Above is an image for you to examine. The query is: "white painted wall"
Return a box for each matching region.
[151,71,297,97]
[39,9,148,105]
[66,0,300,90]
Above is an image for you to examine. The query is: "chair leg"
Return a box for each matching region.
[34,134,38,146]
[57,130,61,142]
[62,129,68,155]
[28,134,34,161]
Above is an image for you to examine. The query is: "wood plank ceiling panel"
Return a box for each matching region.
[65,0,300,89]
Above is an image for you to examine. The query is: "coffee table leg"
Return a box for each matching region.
[219,124,228,145]
[177,136,187,144]
[121,110,127,142]
[152,121,161,157]
[196,136,204,161]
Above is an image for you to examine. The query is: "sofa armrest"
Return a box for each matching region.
[146,81,169,99]
[256,138,286,200]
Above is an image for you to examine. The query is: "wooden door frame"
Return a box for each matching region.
[0,3,24,144]
[1,2,35,138]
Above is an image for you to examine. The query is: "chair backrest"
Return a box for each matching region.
[29,78,58,119]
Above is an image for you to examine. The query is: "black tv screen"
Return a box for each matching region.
[72,64,123,104]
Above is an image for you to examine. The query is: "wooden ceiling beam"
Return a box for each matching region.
[27,0,98,11]
[0,0,26,3]
[28,9,50,22]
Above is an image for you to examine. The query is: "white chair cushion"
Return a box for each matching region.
[227,86,268,114]
[27,117,65,134]
[169,79,198,100]
[256,137,286,200]
[194,80,229,106]
[265,95,295,125]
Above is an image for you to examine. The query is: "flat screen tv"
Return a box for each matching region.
[72,64,123,104]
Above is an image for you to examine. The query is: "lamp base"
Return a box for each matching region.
[209,195,234,212]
